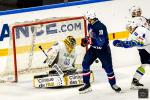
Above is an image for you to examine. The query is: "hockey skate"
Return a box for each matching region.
[130,78,144,89]
[111,84,121,93]
[79,83,92,94]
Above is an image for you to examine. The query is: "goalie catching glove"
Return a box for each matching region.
[81,36,90,47]
[113,40,144,48]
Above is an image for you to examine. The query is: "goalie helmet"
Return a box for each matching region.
[129,6,142,17]
[64,36,76,53]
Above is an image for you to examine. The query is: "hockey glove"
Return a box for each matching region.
[113,40,124,47]
[81,36,90,47]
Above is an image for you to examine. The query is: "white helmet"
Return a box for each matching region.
[129,6,142,17]
[85,10,96,19]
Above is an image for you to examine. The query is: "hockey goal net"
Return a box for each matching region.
[1,16,87,82]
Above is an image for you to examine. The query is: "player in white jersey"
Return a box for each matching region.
[113,21,150,89]
[113,6,150,89]
[34,36,85,88]
[127,6,150,89]
[33,36,94,88]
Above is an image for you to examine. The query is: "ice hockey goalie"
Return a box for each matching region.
[33,36,94,88]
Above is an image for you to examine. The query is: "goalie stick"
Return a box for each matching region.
[38,46,64,76]
[39,46,48,63]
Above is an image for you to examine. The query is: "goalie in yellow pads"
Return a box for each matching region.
[33,36,94,88]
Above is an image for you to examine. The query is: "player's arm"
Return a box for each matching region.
[81,24,92,47]
[113,27,146,48]
[47,42,60,53]
[44,42,60,65]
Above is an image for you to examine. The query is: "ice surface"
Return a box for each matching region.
[0,62,150,100]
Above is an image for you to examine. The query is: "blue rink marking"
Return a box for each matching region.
[0,0,111,16]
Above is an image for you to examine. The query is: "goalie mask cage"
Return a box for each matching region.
[2,16,87,82]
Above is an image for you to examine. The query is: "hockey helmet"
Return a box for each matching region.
[129,6,142,17]
[85,10,96,20]
[64,36,76,53]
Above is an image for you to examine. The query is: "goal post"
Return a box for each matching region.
[3,16,87,82]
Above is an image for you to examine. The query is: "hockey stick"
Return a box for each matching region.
[39,46,48,57]
[39,46,49,63]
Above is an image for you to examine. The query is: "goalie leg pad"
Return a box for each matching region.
[33,75,64,88]
[33,71,94,88]
[64,71,94,86]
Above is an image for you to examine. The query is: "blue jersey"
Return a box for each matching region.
[88,18,109,48]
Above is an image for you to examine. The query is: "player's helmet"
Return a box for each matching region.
[129,6,142,17]
[64,36,76,50]
[85,10,96,20]
[126,21,137,32]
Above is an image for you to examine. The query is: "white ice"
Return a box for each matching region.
[0,61,150,100]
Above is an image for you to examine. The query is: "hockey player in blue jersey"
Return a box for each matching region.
[78,11,121,93]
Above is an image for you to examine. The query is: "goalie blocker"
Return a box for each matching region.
[33,70,94,88]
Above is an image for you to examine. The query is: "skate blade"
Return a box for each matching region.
[79,88,92,94]
[115,90,122,93]
[130,85,144,90]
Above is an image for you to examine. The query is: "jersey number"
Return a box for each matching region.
[64,58,70,65]
[99,30,103,35]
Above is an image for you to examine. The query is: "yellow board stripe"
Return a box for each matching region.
[109,31,130,40]
[0,48,8,56]
[0,31,129,57]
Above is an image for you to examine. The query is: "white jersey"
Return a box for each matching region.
[49,41,77,69]
[128,16,150,30]
[128,26,150,53]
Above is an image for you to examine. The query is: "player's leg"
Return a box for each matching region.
[98,46,121,92]
[131,49,150,89]
[131,65,145,89]
[79,47,97,93]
